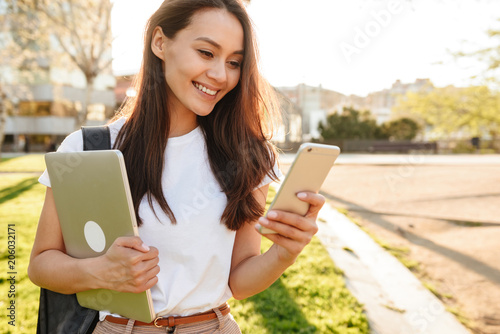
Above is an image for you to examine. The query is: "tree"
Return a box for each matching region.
[0,0,51,157]
[454,18,500,88]
[2,0,113,130]
[37,0,114,129]
[394,85,500,139]
[318,106,388,140]
[0,0,113,156]
[383,117,420,140]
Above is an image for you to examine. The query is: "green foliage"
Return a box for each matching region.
[318,107,422,141]
[382,117,421,140]
[319,106,389,140]
[451,141,476,154]
[454,18,500,86]
[394,85,500,139]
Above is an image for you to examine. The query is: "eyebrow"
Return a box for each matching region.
[195,37,244,55]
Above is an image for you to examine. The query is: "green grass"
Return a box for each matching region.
[231,235,369,333]
[230,186,369,333]
[422,281,453,300]
[0,164,369,333]
[0,174,45,334]
[0,154,46,172]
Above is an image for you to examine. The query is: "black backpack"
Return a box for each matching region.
[36,126,110,334]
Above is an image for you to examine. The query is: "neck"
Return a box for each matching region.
[168,107,198,138]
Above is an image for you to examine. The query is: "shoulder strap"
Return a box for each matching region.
[81,125,111,151]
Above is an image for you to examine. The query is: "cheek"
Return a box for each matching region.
[227,70,241,91]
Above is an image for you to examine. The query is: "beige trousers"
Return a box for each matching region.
[92,308,242,334]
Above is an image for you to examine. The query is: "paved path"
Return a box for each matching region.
[275,153,500,333]
[316,204,470,334]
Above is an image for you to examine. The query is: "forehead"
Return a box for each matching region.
[179,8,244,51]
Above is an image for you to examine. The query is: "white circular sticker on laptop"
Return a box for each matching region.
[84,221,106,253]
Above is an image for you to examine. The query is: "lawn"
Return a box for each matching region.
[0,155,369,333]
[0,173,45,333]
[0,154,46,173]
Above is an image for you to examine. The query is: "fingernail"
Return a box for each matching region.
[258,217,269,226]
[267,211,277,219]
[297,192,307,199]
[255,224,262,232]
[142,243,150,251]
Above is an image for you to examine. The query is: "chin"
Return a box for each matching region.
[192,106,216,117]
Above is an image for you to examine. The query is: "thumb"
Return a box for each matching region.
[114,236,150,253]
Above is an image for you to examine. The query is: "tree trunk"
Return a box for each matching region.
[75,76,94,130]
[0,89,8,159]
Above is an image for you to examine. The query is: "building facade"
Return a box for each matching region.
[277,79,433,141]
[0,0,116,152]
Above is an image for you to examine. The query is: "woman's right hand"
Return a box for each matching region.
[98,236,160,293]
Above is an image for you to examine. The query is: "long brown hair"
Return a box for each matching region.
[113,0,281,230]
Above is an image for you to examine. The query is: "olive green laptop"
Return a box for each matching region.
[45,150,155,323]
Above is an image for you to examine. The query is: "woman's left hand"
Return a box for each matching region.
[256,191,326,264]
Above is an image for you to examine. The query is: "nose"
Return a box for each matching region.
[206,60,227,84]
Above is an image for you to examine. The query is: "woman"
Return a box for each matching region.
[28,0,325,333]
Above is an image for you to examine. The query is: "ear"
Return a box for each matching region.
[151,26,166,61]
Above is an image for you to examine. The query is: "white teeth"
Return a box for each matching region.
[195,82,217,96]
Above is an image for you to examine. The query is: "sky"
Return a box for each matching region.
[111,0,500,97]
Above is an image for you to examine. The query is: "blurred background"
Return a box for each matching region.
[1,0,499,154]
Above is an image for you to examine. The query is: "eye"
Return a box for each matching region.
[198,50,213,58]
[227,60,241,69]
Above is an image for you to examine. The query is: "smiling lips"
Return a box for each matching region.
[193,82,218,96]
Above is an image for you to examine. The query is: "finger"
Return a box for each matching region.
[257,217,302,240]
[114,236,150,253]
[265,210,316,234]
[133,264,160,293]
[143,275,159,291]
[139,255,160,272]
[255,222,278,235]
[140,246,160,261]
[145,262,160,279]
[296,192,326,217]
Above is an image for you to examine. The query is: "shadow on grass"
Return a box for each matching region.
[0,177,39,205]
[247,277,317,333]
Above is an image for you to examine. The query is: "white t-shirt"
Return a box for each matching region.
[38,117,281,319]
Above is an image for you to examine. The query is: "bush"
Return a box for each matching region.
[319,107,388,140]
[318,108,420,141]
[384,118,420,140]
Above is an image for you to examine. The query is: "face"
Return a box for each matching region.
[152,9,244,119]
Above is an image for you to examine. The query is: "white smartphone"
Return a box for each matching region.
[260,143,341,234]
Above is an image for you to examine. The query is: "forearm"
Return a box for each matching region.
[28,250,104,294]
[229,244,295,300]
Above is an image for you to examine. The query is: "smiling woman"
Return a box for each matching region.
[29,1,326,333]
[150,9,244,122]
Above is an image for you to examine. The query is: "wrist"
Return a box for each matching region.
[270,244,296,268]
[81,256,110,290]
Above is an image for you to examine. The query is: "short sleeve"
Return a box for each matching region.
[38,130,84,188]
[256,159,283,189]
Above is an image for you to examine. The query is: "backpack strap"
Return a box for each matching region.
[81,125,111,150]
